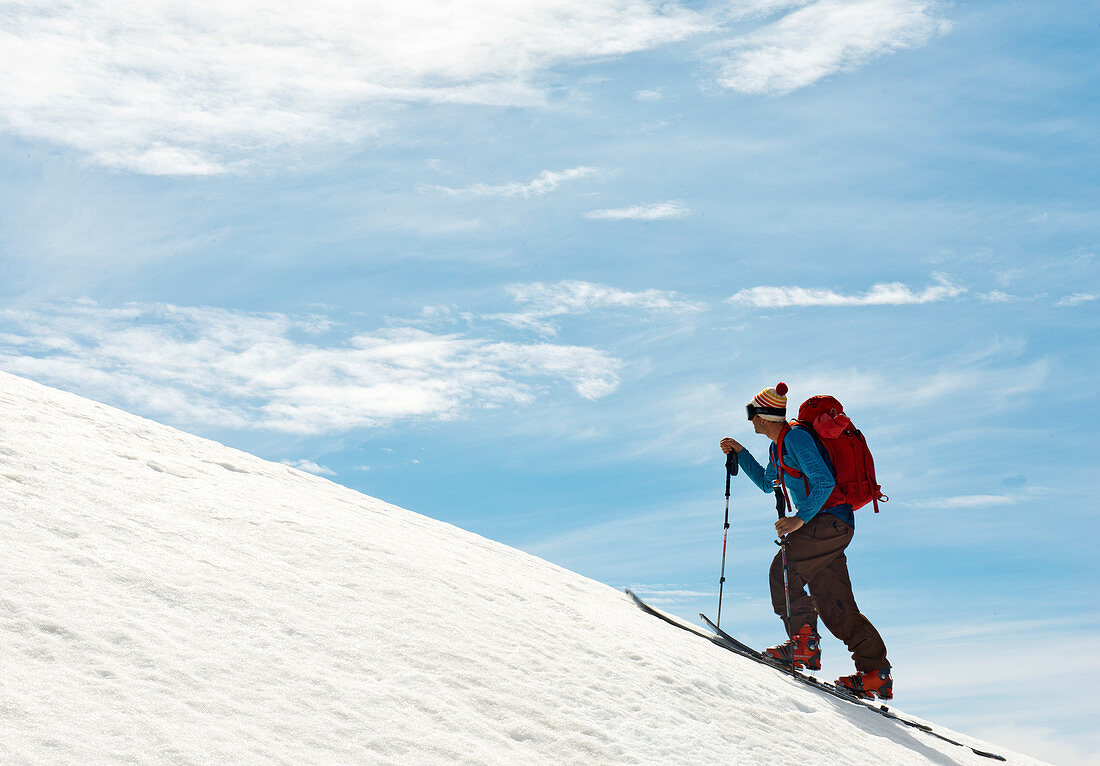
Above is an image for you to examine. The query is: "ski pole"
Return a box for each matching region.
[717,450,738,627]
[774,482,793,637]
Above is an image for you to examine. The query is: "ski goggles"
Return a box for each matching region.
[746,404,786,420]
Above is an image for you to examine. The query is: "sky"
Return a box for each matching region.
[0,0,1097,763]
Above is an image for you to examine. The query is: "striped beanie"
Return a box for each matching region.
[750,382,788,422]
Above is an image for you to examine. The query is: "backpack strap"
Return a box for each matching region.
[774,423,796,477]
[852,428,887,513]
[774,422,811,499]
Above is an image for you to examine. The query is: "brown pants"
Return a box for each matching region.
[770,513,889,673]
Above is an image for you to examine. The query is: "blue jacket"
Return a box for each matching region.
[736,427,855,527]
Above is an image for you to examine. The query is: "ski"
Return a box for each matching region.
[625,589,1005,762]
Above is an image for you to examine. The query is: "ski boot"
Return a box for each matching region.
[764,623,821,671]
[836,667,893,700]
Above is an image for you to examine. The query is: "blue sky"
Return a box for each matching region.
[1,0,1097,762]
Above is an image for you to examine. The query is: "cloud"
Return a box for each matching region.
[970,726,1100,766]
[632,588,713,599]
[910,494,1012,509]
[633,89,665,101]
[0,1,708,174]
[488,280,703,335]
[0,301,621,434]
[1055,293,1097,307]
[978,291,1024,303]
[428,167,598,198]
[883,612,1100,763]
[281,459,336,476]
[727,273,965,308]
[585,200,692,220]
[0,2,948,172]
[713,0,948,95]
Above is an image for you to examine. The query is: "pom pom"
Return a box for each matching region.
[775,382,788,397]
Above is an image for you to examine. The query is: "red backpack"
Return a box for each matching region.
[776,395,887,513]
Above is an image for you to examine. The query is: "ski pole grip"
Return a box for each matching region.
[774,486,785,519]
[726,450,739,476]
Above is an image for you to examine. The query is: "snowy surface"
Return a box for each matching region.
[0,370,1049,765]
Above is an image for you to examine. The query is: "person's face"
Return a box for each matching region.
[752,415,767,434]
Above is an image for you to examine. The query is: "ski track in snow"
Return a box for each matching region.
[0,371,1049,765]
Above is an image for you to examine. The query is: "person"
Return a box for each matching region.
[720,382,893,700]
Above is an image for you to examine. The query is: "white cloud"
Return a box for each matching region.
[633,89,665,101]
[969,725,1100,766]
[0,301,621,434]
[585,200,691,220]
[911,494,1012,509]
[713,0,948,95]
[509,280,699,314]
[281,459,336,476]
[727,273,965,308]
[779,358,1049,417]
[722,0,817,19]
[0,1,708,174]
[429,167,598,198]
[0,1,948,172]
[994,268,1025,288]
[978,291,1023,303]
[632,588,712,599]
[1055,293,1097,307]
[489,280,703,335]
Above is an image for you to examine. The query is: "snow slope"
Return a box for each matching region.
[0,370,1047,766]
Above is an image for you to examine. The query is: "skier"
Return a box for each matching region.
[720,382,893,700]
